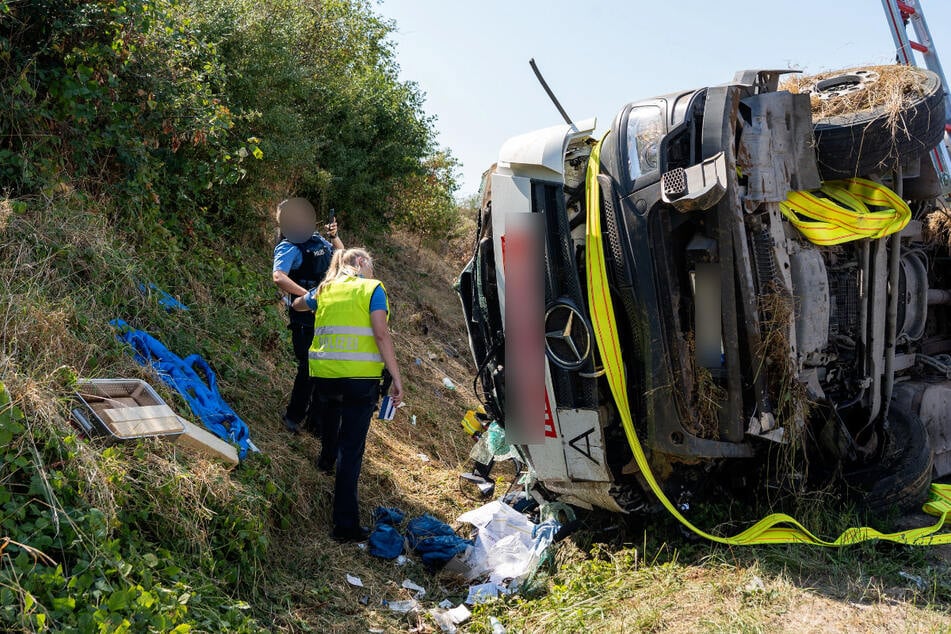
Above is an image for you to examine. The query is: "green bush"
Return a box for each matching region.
[0,0,457,243]
[0,382,265,632]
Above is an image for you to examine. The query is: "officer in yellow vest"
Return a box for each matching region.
[292,247,403,542]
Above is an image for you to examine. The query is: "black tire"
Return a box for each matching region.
[845,406,933,514]
[812,68,946,179]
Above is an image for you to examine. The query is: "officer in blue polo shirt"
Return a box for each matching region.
[272,197,344,434]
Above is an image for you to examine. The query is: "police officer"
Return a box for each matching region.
[272,197,344,434]
[292,247,403,542]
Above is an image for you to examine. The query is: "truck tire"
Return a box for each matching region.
[846,405,933,514]
[812,68,945,179]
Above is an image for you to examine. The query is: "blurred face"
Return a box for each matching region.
[278,198,316,243]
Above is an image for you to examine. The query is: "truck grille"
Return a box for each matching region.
[829,267,859,338]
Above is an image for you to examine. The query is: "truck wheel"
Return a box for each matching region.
[846,405,933,514]
[811,68,945,179]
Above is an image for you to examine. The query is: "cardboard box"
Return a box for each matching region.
[173,416,239,468]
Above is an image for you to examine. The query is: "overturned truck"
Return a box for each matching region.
[457,65,951,518]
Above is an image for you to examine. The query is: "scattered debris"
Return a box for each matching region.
[465,582,499,605]
[386,599,419,614]
[468,422,519,464]
[138,281,189,311]
[410,415,417,426]
[899,571,928,591]
[396,555,407,566]
[459,472,495,498]
[743,575,766,596]
[456,500,560,584]
[417,453,431,462]
[401,579,426,599]
[359,595,369,606]
[441,377,455,390]
[428,603,471,634]
[489,616,507,634]
[429,608,457,633]
[448,604,470,623]
[406,514,472,567]
[346,574,364,587]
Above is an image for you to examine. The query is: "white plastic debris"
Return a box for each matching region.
[346,574,364,587]
[417,453,431,462]
[387,599,420,614]
[410,414,417,426]
[489,616,507,634]
[438,599,453,609]
[743,575,765,594]
[429,609,457,633]
[465,582,499,605]
[395,555,407,566]
[899,570,928,591]
[448,604,471,624]
[457,500,560,584]
[442,377,455,390]
[401,579,426,599]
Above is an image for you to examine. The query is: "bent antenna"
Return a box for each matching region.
[529,58,574,126]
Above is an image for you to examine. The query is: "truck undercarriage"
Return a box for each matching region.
[458,64,951,521]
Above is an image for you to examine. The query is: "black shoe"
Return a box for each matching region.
[332,525,370,543]
[282,415,300,434]
[316,458,336,475]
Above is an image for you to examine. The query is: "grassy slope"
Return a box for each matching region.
[3,191,951,632]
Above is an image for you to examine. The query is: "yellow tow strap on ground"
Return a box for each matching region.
[584,133,951,546]
[779,178,910,245]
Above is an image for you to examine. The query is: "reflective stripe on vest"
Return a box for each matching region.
[308,276,386,379]
[585,132,951,546]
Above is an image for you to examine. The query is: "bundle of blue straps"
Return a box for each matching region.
[369,506,472,566]
[111,318,254,459]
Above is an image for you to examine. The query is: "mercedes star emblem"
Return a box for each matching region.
[544,302,591,370]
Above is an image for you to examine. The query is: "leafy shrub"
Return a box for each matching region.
[0,0,457,245]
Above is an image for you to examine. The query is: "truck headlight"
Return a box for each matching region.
[626,105,664,181]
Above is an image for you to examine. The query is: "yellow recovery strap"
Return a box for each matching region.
[584,134,951,546]
[779,178,911,246]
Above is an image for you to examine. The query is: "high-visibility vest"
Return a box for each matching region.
[308,276,387,379]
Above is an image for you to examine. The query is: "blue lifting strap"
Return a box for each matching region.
[110,319,254,459]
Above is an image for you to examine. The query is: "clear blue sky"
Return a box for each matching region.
[376,0,951,196]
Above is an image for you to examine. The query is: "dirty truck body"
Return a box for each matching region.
[458,69,951,515]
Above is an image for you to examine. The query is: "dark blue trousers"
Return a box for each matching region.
[313,377,379,529]
[286,323,322,433]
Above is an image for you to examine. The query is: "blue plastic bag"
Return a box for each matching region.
[406,514,471,567]
[368,524,405,559]
[373,506,405,526]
